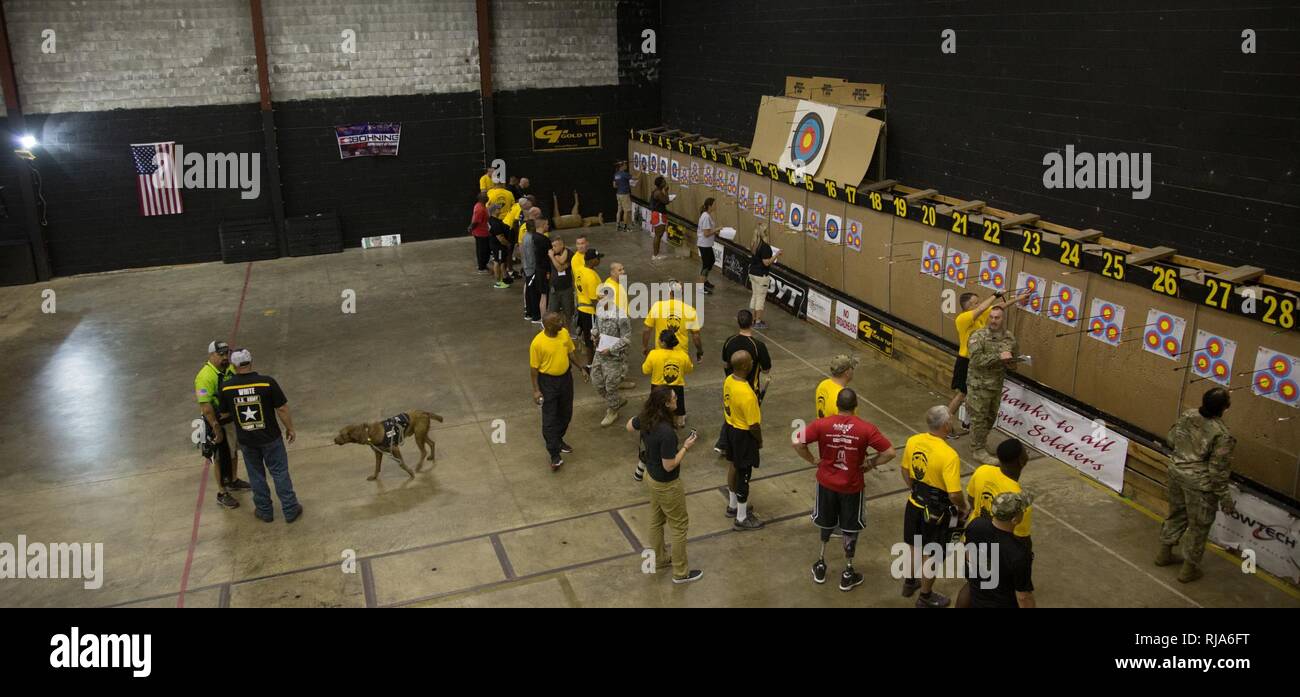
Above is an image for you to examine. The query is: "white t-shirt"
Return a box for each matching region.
[697,211,716,247]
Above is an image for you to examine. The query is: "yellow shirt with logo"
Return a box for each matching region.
[479,174,493,191]
[600,278,629,314]
[575,266,602,315]
[815,378,844,418]
[644,299,700,350]
[487,187,515,212]
[503,202,521,229]
[572,250,586,277]
[955,306,992,358]
[902,432,963,508]
[966,464,1033,537]
[643,348,694,387]
[723,374,761,429]
[529,328,575,376]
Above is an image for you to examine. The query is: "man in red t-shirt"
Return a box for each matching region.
[794,388,896,591]
[470,192,491,273]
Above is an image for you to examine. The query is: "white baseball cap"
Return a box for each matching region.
[230,349,253,366]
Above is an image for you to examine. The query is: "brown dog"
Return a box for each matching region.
[333,410,444,480]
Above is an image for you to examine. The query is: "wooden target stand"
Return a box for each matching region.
[629,126,1300,514]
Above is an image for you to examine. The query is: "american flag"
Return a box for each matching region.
[131,142,183,216]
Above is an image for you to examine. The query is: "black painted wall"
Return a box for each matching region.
[275,93,484,246]
[660,0,1300,278]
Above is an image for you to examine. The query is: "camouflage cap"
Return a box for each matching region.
[991,491,1034,520]
[829,354,860,376]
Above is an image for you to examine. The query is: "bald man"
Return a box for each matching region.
[722,350,765,530]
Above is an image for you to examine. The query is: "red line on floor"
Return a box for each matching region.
[177,261,254,608]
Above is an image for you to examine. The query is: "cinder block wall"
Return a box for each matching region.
[0,0,661,275]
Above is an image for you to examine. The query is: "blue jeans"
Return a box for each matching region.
[239,438,299,518]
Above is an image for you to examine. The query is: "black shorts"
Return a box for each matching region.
[490,237,508,263]
[903,501,951,550]
[575,311,593,335]
[951,356,969,392]
[813,483,865,533]
[723,423,760,469]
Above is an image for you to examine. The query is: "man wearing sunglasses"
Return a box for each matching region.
[195,340,250,509]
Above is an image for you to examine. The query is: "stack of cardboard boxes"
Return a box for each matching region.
[784,76,885,110]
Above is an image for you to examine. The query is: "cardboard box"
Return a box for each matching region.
[830,82,885,108]
[785,76,811,99]
[809,77,843,102]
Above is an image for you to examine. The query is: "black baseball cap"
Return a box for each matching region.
[207,340,230,354]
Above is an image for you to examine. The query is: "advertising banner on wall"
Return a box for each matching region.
[531,116,601,152]
[767,269,807,318]
[996,382,1128,492]
[806,289,833,327]
[1210,485,1300,583]
[336,122,401,159]
[834,301,859,339]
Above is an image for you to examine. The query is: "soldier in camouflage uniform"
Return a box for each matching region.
[1157,387,1236,583]
[593,283,633,426]
[966,306,1019,465]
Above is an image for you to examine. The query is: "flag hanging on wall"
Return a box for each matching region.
[130,142,183,216]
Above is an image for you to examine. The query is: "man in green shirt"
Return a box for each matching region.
[195,340,250,508]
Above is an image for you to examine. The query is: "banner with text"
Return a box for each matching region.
[336,122,401,159]
[1210,485,1300,583]
[997,382,1127,492]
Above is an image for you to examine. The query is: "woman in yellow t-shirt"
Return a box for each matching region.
[642,329,695,428]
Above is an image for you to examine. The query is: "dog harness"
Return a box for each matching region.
[368,413,411,454]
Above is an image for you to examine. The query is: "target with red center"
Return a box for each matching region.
[981,270,992,282]
[921,242,944,278]
[1065,306,1077,321]
[805,209,820,237]
[1047,281,1082,327]
[1164,338,1178,356]
[790,112,826,165]
[738,185,749,209]
[788,203,803,230]
[824,215,841,244]
[1194,355,1211,374]
[1212,361,1229,380]
[989,258,999,270]
[846,219,862,251]
[1146,331,1160,348]
[1191,330,1236,386]
[754,193,767,217]
[1105,325,1119,342]
[1050,301,1063,317]
[1158,316,1173,333]
[993,274,1005,289]
[980,252,1008,292]
[1031,297,1042,311]
[1206,339,1223,357]
[1101,304,1115,321]
[772,197,786,224]
[1060,289,1072,303]
[1091,320,1104,334]
[1143,309,1186,362]
[1253,348,1300,407]
[923,259,933,272]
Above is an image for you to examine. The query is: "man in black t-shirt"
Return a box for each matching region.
[218,349,302,524]
[961,491,1035,608]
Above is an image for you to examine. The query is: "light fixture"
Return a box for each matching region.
[19,135,37,149]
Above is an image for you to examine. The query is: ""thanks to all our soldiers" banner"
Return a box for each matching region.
[996,381,1128,492]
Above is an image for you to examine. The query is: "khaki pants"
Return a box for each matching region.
[646,476,690,578]
[749,273,770,312]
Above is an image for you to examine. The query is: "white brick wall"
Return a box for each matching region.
[263,0,480,101]
[491,0,617,91]
[5,0,260,114]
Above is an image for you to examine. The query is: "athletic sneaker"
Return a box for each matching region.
[812,559,827,584]
[672,569,704,584]
[753,321,769,330]
[254,511,273,523]
[703,287,714,295]
[704,281,715,290]
[713,446,726,456]
[839,569,864,592]
[632,466,645,482]
[216,492,240,509]
[915,591,951,608]
[901,578,921,597]
[550,456,563,472]
[724,505,756,518]
[531,319,544,325]
[225,479,252,491]
[560,442,574,454]
[493,281,509,289]
[476,269,489,275]
[733,515,765,531]
[284,504,304,524]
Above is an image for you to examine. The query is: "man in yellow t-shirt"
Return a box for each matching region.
[487,183,515,212]
[573,249,605,360]
[722,351,765,531]
[479,168,493,192]
[529,312,580,471]
[572,235,588,277]
[899,405,968,608]
[599,262,629,316]
[815,354,859,418]
[948,292,1006,433]
[642,281,703,363]
[967,437,1033,541]
[643,328,695,428]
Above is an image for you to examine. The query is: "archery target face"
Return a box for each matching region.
[824,214,842,244]
[738,184,750,209]
[671,159,681,182]
[1016,272,1046,315]
[658,155,668,176]
[690,161,700,184]
[1253,347,1299,407]
[944,248,969,287]
[1048,281,1082,327]
[921,241,944,279]
[1142,309,1185,362]
[703,164,714,187]
[980,251,1008,292]
[1191,329,1237,387]
[846,219,863,251]
[806,209,821,237]
[778,101,836,176]
[753,192,767,218]
[727,172,738,196]
[788,202,804,231]
[632,153,641,172]
[772,197,787,224]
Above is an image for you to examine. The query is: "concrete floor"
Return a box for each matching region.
[0,225,1296,608]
